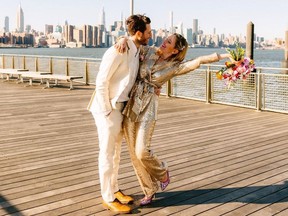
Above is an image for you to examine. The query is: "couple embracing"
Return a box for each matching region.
[88,14,230,214]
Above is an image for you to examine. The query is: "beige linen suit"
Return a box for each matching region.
[88,39,139,203]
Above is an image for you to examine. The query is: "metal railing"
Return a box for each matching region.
[1,54,288,114]
[167,64,288,114]
[0,54,101,85]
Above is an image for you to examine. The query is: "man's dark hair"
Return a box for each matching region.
[125,14,151,36]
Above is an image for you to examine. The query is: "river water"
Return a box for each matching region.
[0,47,286,68]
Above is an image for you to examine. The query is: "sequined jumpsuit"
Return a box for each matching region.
[122,46,221,196]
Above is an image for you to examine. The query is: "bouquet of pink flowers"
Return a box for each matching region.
[216,44,255,88]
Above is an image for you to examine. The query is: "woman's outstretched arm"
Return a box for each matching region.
[175,53,231,76]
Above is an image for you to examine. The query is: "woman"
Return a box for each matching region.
[117,33,231,205]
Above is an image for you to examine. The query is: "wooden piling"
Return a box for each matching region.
[246,21,254,60]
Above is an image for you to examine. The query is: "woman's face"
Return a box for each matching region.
[159,35,179,57]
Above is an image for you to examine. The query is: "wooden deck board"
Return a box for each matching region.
[1,81,288,216]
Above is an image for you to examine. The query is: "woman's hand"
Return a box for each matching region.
[154,87,162,96]
[219,53,232,60]
[114,37,128,53]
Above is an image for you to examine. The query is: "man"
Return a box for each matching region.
[87,14,152,214]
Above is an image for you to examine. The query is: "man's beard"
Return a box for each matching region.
[137,37,148,46]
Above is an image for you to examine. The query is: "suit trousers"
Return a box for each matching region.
[92,103,124,202]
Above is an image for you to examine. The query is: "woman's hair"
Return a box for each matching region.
[169,33,188,62]
[125,14,151,36]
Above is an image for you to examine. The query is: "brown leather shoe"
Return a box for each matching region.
[114,190,134,204]
[102,200,131,214]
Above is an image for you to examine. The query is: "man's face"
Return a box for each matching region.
[138,24,152,46]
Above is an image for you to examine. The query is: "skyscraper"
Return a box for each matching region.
[64,25,74,43]
[45,24,54,34]
[83,25,93,47]
[175,22,183,35]
[170,11,174,34]
[55,24,62,33]
[184,28,193,46]
[100,7,105,29]
[193,19,198,44]
[92,26,98,47]
[16,4,24,33]
[25,25,31,33]
[4,16,9,32]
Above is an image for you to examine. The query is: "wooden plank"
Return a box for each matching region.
[1,81,288,215]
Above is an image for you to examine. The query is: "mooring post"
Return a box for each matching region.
[130,0,134,15]
[246,21,254,60]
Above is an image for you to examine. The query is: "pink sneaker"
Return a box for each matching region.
[160,170,170,191]
[139,194,155,206]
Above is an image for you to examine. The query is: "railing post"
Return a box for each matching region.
[50,57,53,74]
[206,66,212,104]
[66,58,69,76]
[35,57,38,71]
[12,56,15,69]
[256,69,262,111]
[166,80,172,98]
[23,56,26,69]
[85,60,88,84]
[2,55,5,69]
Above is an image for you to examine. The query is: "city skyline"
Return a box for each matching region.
[1,0,288,40]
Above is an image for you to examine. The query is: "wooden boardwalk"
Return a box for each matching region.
[1,81,288,216]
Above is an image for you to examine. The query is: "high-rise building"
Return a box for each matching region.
[73,28,83,43]
[64,25,74,44]
[55,25,62,33]
[45,24,54,34]
[100,7,105,29]
[150,29,156,46]
[16,4,24,33]
[212,34,219,47]
[193,19,198,44]
[114,21,124,31]
[92,26,98,47]
[184,28,193,46]
[83,25,93,47]
[97,24,105,47]
[4,16,9,32]
[175,22,183,35]
[170,11,174,34]
[25,25,31,33]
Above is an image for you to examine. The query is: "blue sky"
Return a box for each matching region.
[1,0,288,40]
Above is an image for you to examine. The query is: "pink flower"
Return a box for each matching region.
[216,45,256,88]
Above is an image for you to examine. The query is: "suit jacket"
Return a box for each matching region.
[87,39,139,114]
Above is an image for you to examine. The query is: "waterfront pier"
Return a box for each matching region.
[1,81,288,215]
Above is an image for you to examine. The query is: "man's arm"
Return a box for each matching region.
[95,47,125,115]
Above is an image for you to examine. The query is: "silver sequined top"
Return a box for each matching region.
[123,46,220,122]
